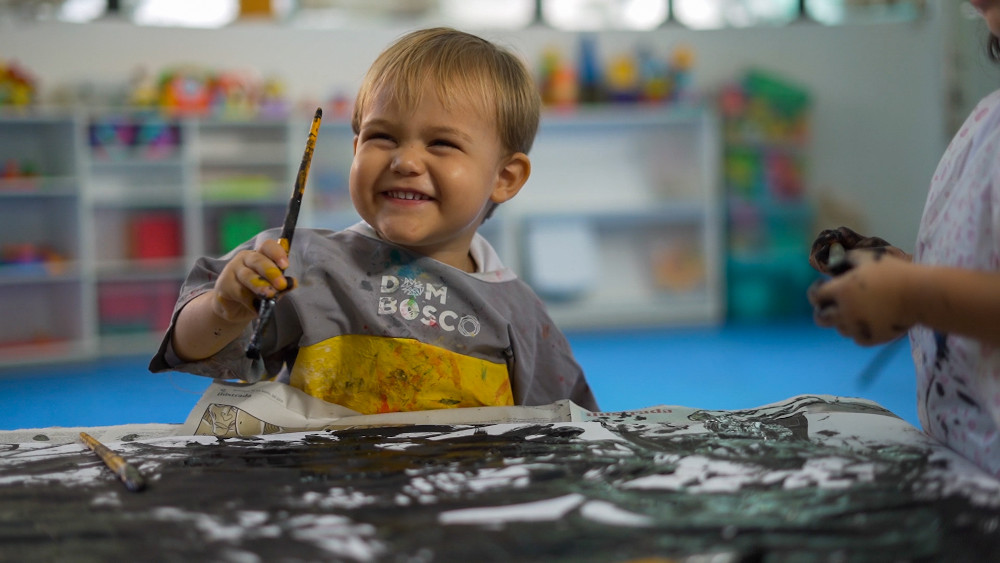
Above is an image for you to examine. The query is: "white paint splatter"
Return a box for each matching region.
[90,491,121,508]
[0,463,105,488]
[579,500,652,527]
[438,493,585,525]
[622,454,887,494]
[287,514,384,561]
[296,488,377,509]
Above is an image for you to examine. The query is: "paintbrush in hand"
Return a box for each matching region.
[246,107,323,364]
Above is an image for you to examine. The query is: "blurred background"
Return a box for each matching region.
[0,0,995,430]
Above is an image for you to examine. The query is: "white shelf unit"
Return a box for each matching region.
[85,116,300,356]
[83,113,190,356]
[0,113,91,365]
[0,105,721,367]
[501,105,725,329]
[194,119,297,259]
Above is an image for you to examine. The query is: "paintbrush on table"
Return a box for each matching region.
[246,107,323,365]
[79,431,145,492]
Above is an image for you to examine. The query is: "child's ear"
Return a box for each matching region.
[353,135,359,155]
[490,152,531,204]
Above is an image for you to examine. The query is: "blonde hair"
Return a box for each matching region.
[352,27,540,156]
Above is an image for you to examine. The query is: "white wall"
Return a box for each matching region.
[2,7,993,249]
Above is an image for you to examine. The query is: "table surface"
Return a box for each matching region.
[2,398,999,562]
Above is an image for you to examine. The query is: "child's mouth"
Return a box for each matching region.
[385,190,431,201]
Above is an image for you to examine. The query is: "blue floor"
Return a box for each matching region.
[0,318,919,431]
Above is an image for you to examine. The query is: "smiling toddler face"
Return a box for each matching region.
[349,81,512,271]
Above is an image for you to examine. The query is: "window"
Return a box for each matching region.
[673,0,798,30]
[4,0,930,29]
[130,0,240,28]
[542,0,669,31]
[440,0,535,29]
[805,0,927,26]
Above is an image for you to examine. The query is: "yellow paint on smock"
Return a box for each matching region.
[290,334,513,414]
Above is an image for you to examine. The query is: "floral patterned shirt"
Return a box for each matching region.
[912,89,1000,477]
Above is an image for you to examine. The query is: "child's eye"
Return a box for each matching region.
[363,131,395,144]
[430,139,459,149]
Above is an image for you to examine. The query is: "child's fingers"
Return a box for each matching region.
[237,264,287,297]
[809,227,901,275]
[256,239,290,270]
[842,247,898,272]
[241,249,292,291]
[216,254,276,303]
[807,279,838,327]
[238,269,278,298]
[808,230,839,273]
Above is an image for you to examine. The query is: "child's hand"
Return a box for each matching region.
[211,239,293,324]
[807,249,916,345]
[809,226,909,275]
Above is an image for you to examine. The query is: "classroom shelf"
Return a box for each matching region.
[720,71,816,320]
[0,104,724,366]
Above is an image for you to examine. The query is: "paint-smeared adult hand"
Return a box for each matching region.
[809,226,909,275]
[807,249,916,346]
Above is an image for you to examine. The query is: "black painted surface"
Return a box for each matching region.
[2,419,999,562]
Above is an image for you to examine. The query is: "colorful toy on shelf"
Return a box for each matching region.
[720,69,814,320]
[606,53,640,103]
[88,116,180,161]
[1,159,38,179]
[1,242,67,275]
[720,69,811,201]
[258,76,290,118]
[147,66,290,118]
[88,117,136,160]
[539,47,578,108]
[537,38,699,108]
[638,47,670,103]
[98,280,179,335]
[159,67,213,116]
[0,59,37,107]
[127,67,159,109]
[649,237,705,292]
[0,158,41,193]
[133,118,180,160]
[130,212,182,260]
[211,71,258,119]
[766,151,805,200]
[719,82,747,118]
[724,147,762,200]
[723,69,810,145]
[669,45,695,102]
[219,210,267,254]
[577,35,603,104]
[325,91,352,120]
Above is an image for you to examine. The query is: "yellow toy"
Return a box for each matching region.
[0,59,37,106]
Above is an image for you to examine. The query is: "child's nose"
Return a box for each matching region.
[390,144,424,175]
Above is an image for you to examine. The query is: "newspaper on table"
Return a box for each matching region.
[180,379,580,436]
[0,378,908,446]
[178,378,908,444]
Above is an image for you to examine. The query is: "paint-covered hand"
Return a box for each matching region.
[212,239,295,324]
[807,249,916,345]
[809,226,910,275]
